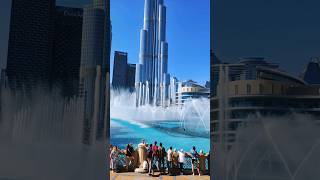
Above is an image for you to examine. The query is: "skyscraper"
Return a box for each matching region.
[112,51,128,88]
[126,63,136,91]
[112,51,136,90]
[135,0,170,106]
[79,0,110,144]
[6,0,55,90]
[52,6,83,97]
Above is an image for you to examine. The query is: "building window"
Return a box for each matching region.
[246,84,251,94]
[259,84,263,94]
[235,85,239,95]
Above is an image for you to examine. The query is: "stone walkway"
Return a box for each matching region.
[110,172,210,180]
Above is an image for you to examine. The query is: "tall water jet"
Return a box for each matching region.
[213,114,320,180]
[0,86,107,180]
[110,89,210,137]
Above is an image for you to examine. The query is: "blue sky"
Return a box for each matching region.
[110,0,210,85]
[0,0,209,84]
[213,0,320,76]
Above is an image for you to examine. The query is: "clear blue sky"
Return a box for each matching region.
[0,0,210,84]
[110,0,210,85]
[213,0,320,76]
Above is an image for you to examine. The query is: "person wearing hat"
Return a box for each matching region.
[178,149,185,175]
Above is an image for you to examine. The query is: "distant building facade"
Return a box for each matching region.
[79,0,110,144]
[5,0,85,97]
[112,51,128,88]
[112,51,136,90]
[180,80,209,104]
[302,57,320,85]
[6,0,56,89]
[52,6,83,97]
[169,79,209,106]
[212,57,320,150]
[126,63,136,91]
[135,0,170,106]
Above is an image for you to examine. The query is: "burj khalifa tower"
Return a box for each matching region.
[135,0,170,107]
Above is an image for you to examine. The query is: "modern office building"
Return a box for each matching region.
[5,0,86,95]
[6,0,56,90]
[212,57,320,151]
[51,6,83,97]
[126,63,136,91]
[79,0,110,144]
[135,0,170,107]
[112,51,136,90]
[112,51,128,88]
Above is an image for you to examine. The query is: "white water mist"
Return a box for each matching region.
[213,113,320,180]
[110,89,210,136]
[0,87,107,180]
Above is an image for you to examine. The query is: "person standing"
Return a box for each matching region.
[172,149,179,175]
[125,144,134,171]
[147,144,153,175]
[198,150,209,175]
[167,146,173,174]
[178,149,185,175]
[190,146,200,176]
[158,143,166,171]
[110,146,120,173]
[152,141,160,175]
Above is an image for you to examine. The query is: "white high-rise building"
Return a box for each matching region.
[135,0,170,107]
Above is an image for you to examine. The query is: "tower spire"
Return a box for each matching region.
[135,0,170,107]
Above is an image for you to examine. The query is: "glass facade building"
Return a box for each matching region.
[6,0,55,90]
[112,51,128,88]
[135,0,170,106]
[52,6,83,97]
[79,0,110,144]
[112,51,136,90]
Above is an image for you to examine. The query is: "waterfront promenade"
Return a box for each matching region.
[110,172,210,180]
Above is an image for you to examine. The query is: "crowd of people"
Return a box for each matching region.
[110,139,210,176]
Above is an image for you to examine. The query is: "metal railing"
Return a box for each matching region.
[113,151,209,172]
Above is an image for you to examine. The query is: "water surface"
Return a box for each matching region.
[110,118,210,153]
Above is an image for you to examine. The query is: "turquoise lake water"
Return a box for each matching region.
[110,118,210,153]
